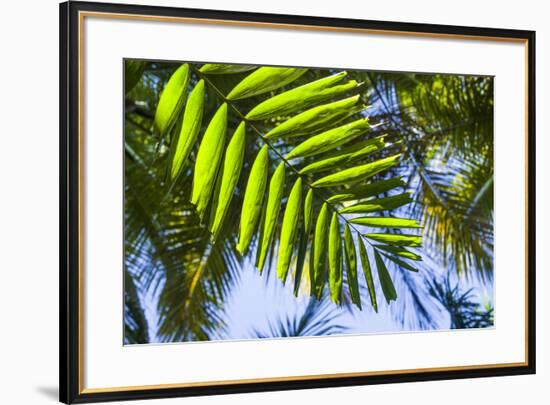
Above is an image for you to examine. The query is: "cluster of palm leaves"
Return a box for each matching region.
[427,276,493,329]
[124,60,494,343]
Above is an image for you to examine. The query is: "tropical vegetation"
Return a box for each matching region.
[124,60,494,344]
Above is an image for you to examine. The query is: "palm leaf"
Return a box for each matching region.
[158,65,424,312]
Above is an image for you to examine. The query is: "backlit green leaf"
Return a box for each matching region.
[168,80,205,181]
[227,67,307,100]
[293,189,314,296]
[312,154,401,187]
[358,238,377,312]
[264,95,363,139]
[285,118,370,161]
[328,213,343,304]
[190,103,227,221]
[209,121,246,240]
[310,203,329,298]
[154,64,190,136]
[349,217,422,228]
[199,64,256,74]
[237,145,269,255]
[344,224,361,308]
[327,177,405,203]
[340,193,412,214]
[300,136,386,174]
[246,72,358,120]
[374,250,397,303]
[374,245,422,261]
[256,162,286,271]
[277,178,303,282]
[365,233,422,247]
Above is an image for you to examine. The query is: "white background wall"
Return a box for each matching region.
[0,0,546,404]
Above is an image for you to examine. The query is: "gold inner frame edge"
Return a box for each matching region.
[76,10,531,394]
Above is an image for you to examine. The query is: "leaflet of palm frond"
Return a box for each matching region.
[124,121,244,343]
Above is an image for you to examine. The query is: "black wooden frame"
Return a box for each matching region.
[60,1,536,403]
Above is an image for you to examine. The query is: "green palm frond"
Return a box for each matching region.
[365,72,493,278]
[157,62,424,312]
[124,72,245,342]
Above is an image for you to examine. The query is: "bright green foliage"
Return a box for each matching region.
[124,61,498,344]
[227,67,307,100]
[349,217,422,228]
[374,250,397,303]
[340,193,412,214]
[209,121,246,240]
[200,64,256,74]
[154,64,190,136]
[358,238,377,312]
[312,154,401,187]
[285,118,370,160]
[328,213,343,304]
[190,103,227,221]
[311,203,329,298]
[374,245,422,261]
[264,95,362,139]
[277,178,303,282]
[125,60,147,94]
[237,145,269,255]
[293,189,314,296]
[303,189,314,236]
[168,80,205,181]
[256,162,286,271]
[344,224,361,308]
[327,177,405,203]
[366,233,422,247]
[246,72,358,120]
[300,136,386,174]
[141,65,423,318]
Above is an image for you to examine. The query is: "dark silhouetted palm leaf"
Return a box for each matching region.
[250,296,348,338]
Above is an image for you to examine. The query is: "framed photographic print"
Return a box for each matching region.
[60,1,536,403]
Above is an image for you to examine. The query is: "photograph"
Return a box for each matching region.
[123,60,495,344]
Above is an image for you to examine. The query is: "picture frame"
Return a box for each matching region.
[60,1,536,403]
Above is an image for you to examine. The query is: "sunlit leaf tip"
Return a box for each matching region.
[365,233,422,247]
[256,162,286,271]
[312,153,402,188]
[199,64,257,74]
[311,203,329,298]
[285,118,371,161]
[154,63,190,136]
[349,217,422,228]
[237,145,269,255]
[246,71,359,120]
[264,95,363,139]
[209,121,247,240]
[227,67,308,100]
[190,102,228,221]
[328,213,343,304]
[169,79,205,182]
[276,177,303,282]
